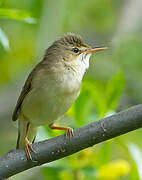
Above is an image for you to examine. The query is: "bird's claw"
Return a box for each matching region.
[25,137,36,161]
[65,127,74,139]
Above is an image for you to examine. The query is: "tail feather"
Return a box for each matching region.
[16,119,38,149]
[16,129,20,149]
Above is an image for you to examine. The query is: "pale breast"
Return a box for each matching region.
[20,71,81,126]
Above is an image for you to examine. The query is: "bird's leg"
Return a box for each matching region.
[49,123,74,138]
[25,122,35,160]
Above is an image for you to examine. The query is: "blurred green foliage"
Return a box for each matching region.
[0,0,142,180]
[0,7,36,51]
[0,8,36,23]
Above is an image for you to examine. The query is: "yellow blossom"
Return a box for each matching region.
[97,159,130,180]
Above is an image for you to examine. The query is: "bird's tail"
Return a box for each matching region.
[16,118,38,149]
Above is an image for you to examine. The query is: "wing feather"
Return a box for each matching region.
[12,72,33,121]
[12,59,50,121]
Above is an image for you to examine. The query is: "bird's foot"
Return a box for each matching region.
[25,137,36,161]
[49,123,74,139]
[65,127,74,138]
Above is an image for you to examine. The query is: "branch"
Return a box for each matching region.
[1,104,142,179]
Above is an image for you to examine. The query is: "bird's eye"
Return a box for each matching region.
[72,47,79,53]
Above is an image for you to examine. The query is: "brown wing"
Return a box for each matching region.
[12,72,33,121]
[12,57,50,121]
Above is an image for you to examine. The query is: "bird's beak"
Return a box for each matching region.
[84,47,107,54]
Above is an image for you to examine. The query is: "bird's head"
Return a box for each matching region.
[45,33,107,75]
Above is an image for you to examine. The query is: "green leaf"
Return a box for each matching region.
[106,72,125,111]
[73,88,93,126]
[82,166,98,179]
[96,141,112,167]
[128,143,142,180]
[83,80,107,118]
[42,167,61,180]
[0,27,10,51]
[0,8,37,24]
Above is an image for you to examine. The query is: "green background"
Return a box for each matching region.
[0,0,142,179]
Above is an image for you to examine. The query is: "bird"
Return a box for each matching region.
[12,33,107,160]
